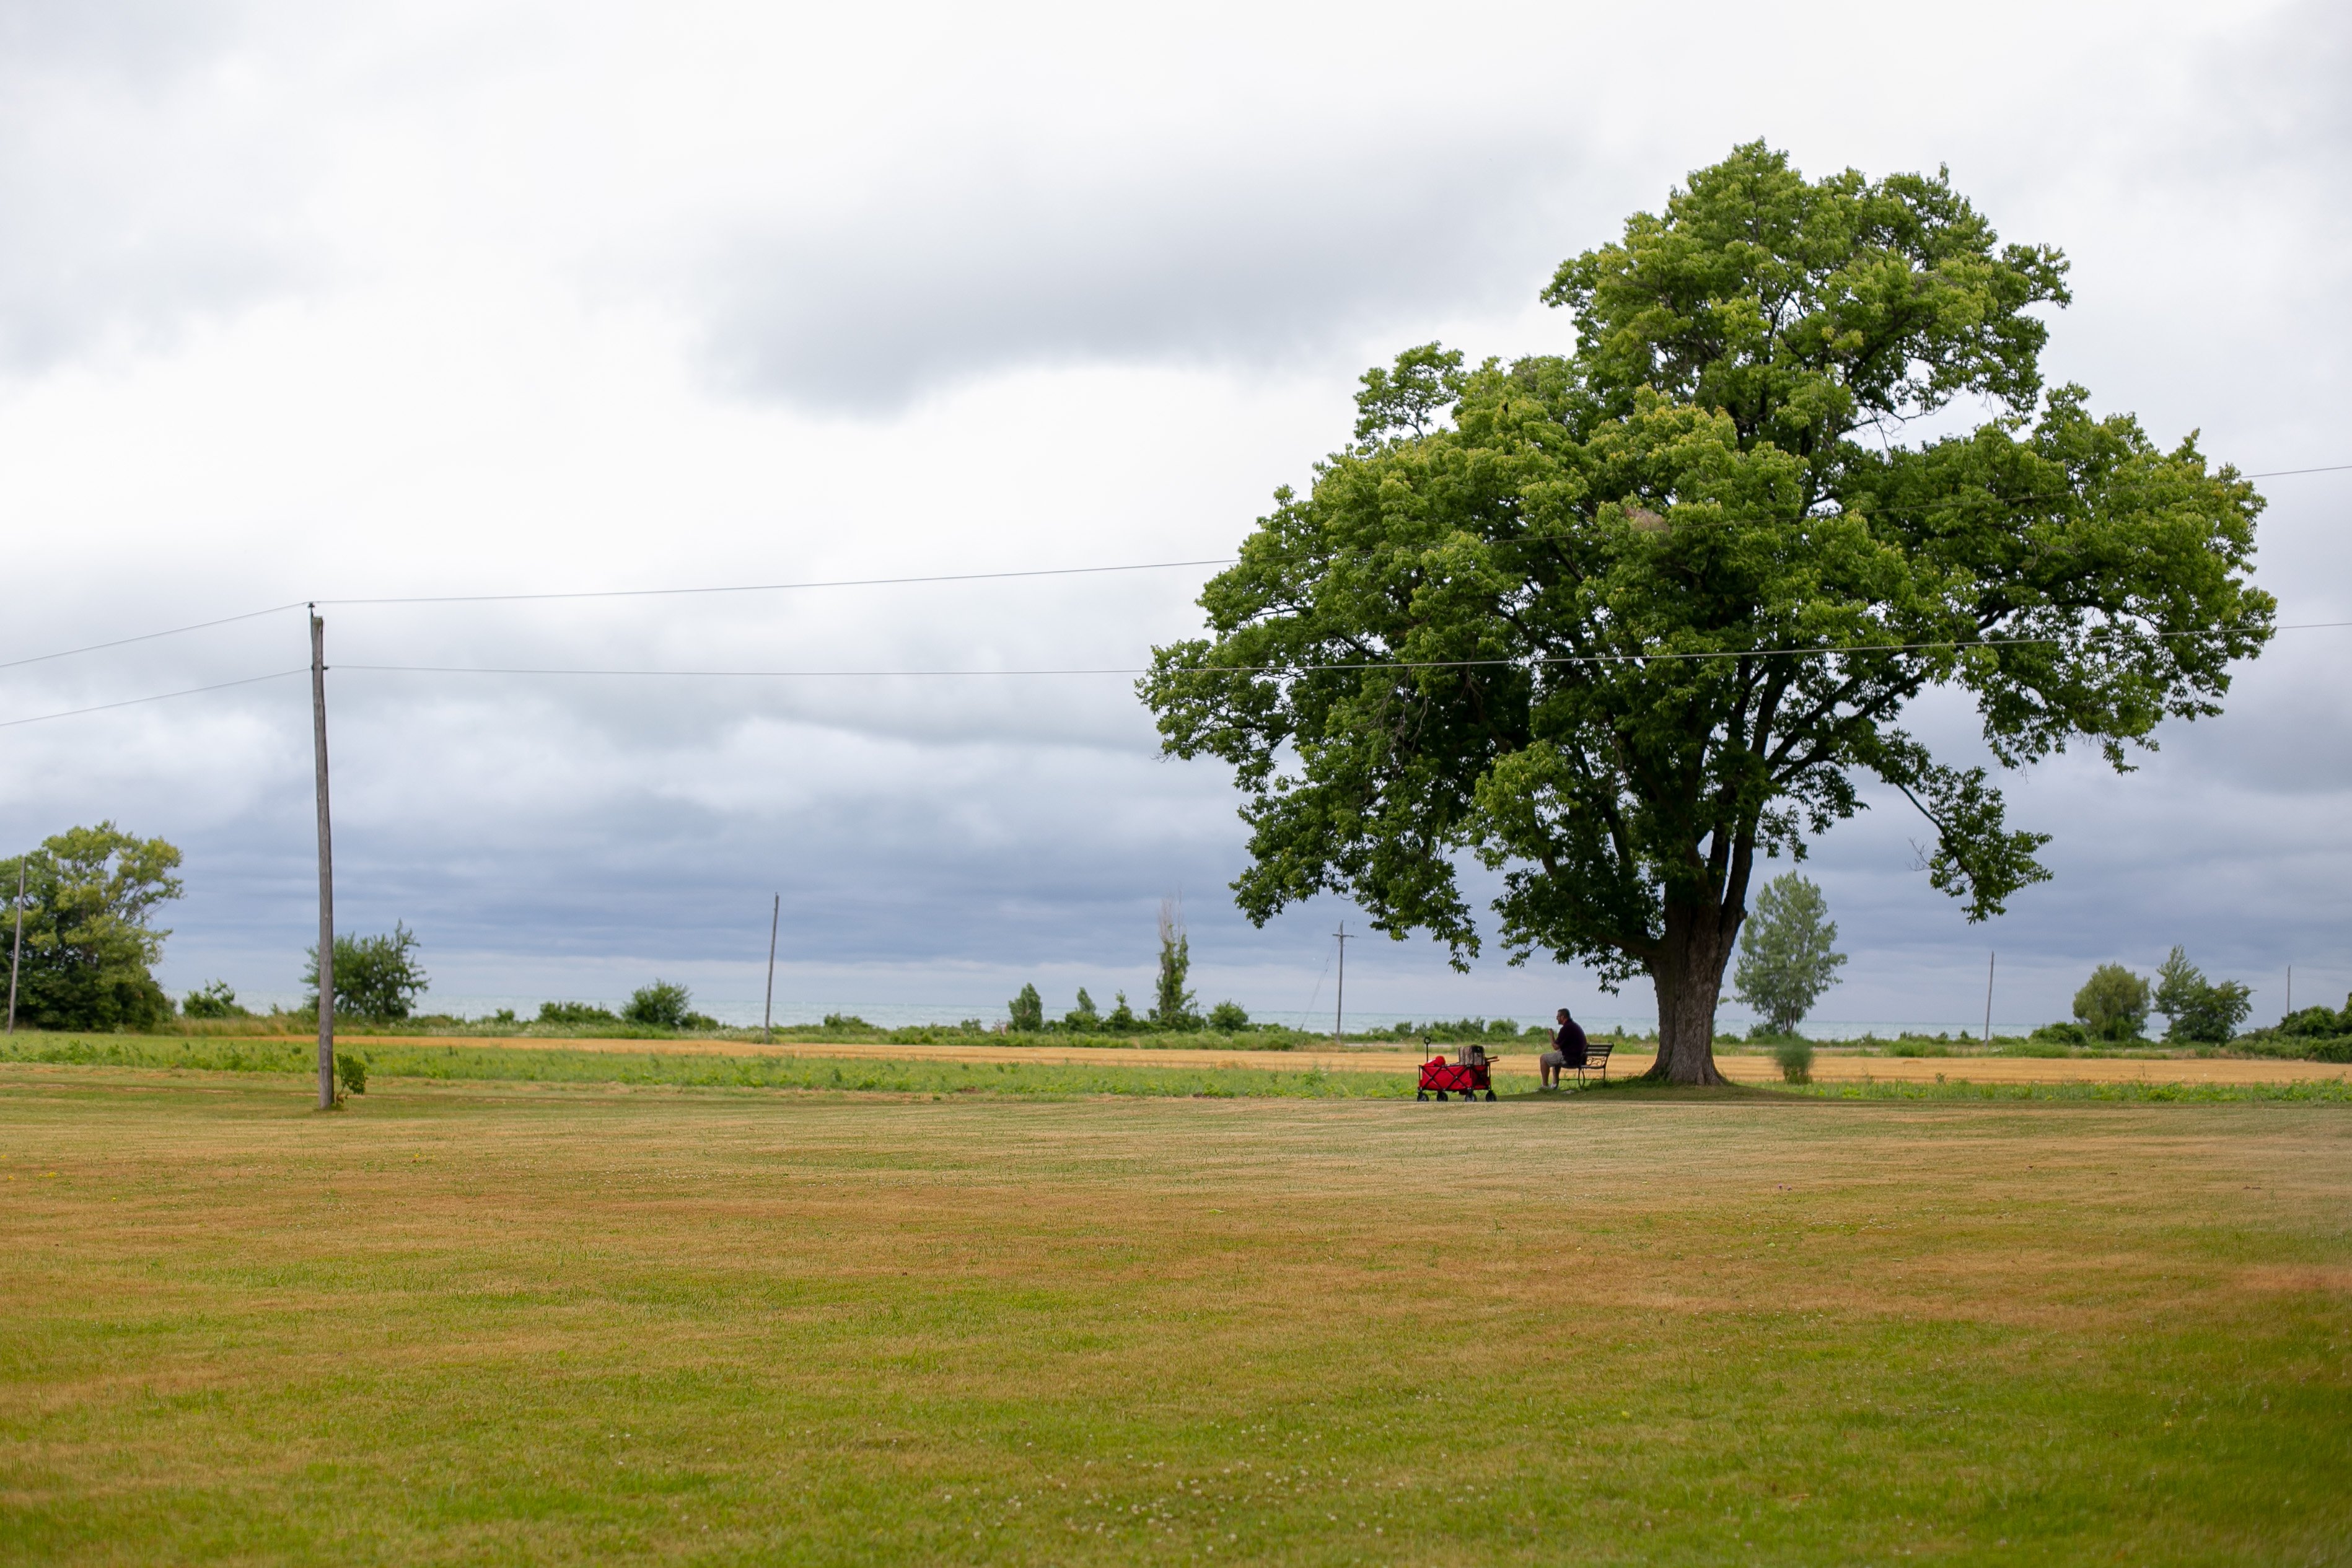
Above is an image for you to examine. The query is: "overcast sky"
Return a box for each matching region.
[1,0,2346,1031]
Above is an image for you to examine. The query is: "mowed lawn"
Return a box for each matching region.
[0,1067,2346,1565]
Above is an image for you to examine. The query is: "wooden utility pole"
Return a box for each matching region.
[310,608,337,1110]
[6,856,24,1035]
[763,893,779,1043]
[1332,922,1350,1045]
[1983,951,1995,1046]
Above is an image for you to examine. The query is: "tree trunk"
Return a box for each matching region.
[1644,898,1732,1085]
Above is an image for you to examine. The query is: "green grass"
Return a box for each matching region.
[0,1034,1422,1099]
[0,1068,2345,1564]
[6,1034,2347,1105]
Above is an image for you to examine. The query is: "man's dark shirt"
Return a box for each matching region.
[1555,1019,1589,1067]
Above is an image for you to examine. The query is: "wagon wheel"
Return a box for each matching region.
[1416,1090,1428,1100]
[1435,1090,1449,1101]
[1485,1089,1497,1102]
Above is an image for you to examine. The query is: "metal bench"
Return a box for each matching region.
[1571,1040,1613,1085]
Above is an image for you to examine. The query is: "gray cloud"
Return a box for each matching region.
[687,138,1587,411]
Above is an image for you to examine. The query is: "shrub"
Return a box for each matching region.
[2073,964,2150,1042]
[538,1001,618,1027]
[1104,992,1139,1030]
[1063,988,1102,1031]
[1007,983,1045,1032]
[1208,1000,1250,1031]
[182,980,247,1019]
[622,981,695,1029]
[335,1053,367,1095]
[2279,997,2352,1038]
[1773,1038,1815,1084]
[821,1012,874,1032]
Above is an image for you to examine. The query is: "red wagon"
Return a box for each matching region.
[1416,1051,1496,1101]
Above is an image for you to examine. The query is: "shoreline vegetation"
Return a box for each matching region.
[1,1033,2347,1104]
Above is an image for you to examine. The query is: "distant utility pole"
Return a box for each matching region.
[310,608,337,1111]
[6,856,24,1035]
[1983,952,1996,1046]
[763,893,779,1043]
[1332,922,1351,1045]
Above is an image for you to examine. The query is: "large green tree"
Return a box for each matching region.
[2,823,184,1031]
[1143,142,2272,1082]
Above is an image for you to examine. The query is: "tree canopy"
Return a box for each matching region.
[1731,873,1846,1035]
[3,823,183,1031]
[1142,142,2273,1082]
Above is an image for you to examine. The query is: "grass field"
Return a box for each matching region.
[2,1064,2348,1564]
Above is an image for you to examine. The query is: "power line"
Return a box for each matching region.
[7,621,2345,730]
[0,668,307,730]
[0,603,305,673]
[3,456,2346,676]
[336,618,2347,680]
[312,558,1241,607]
[4,457,2346,672]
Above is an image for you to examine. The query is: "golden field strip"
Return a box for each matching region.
[344,1033,2352,1087]
[0,1065,2346,1564]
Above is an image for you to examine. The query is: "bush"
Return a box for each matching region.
[1063,988,1102,1031]
[1007,983,1045,1032]
[1773,1038,1815,1084]
[622,981,697,1030]
[335,1053,367,1095]
[1208,1000,1250,1031]
[2073,964,2150,1042]
[2278,996,2352,1038]
[182,980,248,1019]
[2030,1021,2087,1047]
[538,1001,618,1027]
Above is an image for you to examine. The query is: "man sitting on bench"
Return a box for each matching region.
[1540,1007,1589,1089]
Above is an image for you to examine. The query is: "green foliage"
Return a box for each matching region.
[1153,901,1199,1029]
[2152,945,2253,1043]
[304,923,428,1022]
[1208,1000,1250,1031]
[1007,983,1045,1033]
[1732,874,1847,1033]
[1412,1017,1540,1042]
[2277,996,2352,1038]
[181,981,247,1019]
[2073,963,2151,1042]
[1104,992,1139,1030]
[538,1001,618,1027]
[336,1052,367,1095]
[0,823,183,1031]
[1143,142,2271,1084]
[1063,988,1101,1031]
[1773,1038,1815,1084]
[621,980,709,1030]
[2030,1021,2089,1047]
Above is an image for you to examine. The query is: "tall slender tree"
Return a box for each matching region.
[1143,142,2272,1082]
